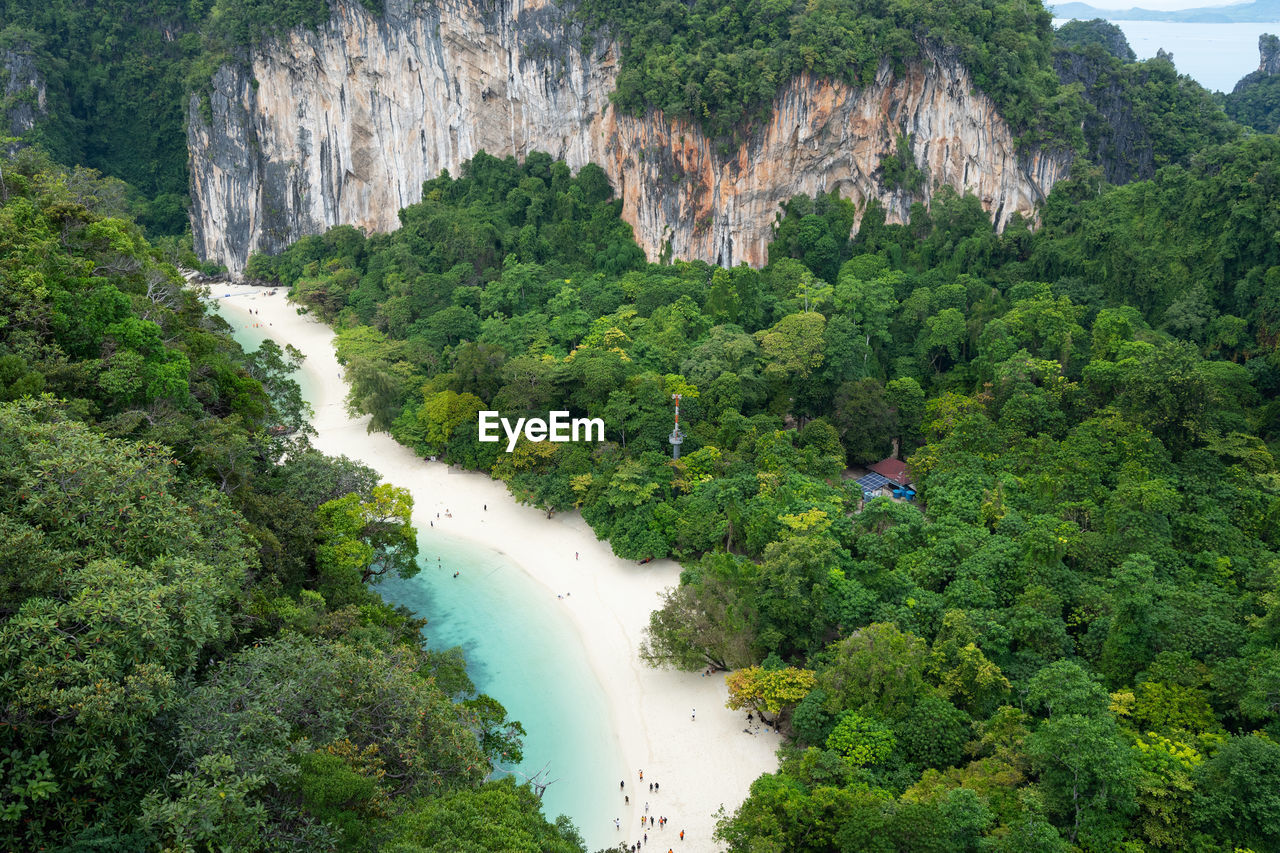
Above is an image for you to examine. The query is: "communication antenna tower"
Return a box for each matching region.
[669,393,685,459]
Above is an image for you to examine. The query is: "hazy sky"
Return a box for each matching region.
[1060,0,1242,8]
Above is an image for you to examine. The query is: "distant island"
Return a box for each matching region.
[1053,0,1280,22]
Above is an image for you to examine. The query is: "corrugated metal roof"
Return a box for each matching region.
[869,457,912,486]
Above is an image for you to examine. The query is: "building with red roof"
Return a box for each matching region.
[855,456,916,504]
[868,457,913,488]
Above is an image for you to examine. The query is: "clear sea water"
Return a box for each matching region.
[1054,18,1280,92]
[213,294,619,850]
[380,534,619,850]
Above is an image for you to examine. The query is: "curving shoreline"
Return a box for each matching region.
[207,283,779,852]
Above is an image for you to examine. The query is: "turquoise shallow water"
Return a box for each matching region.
[382,533,619,847]
[212,293,619,849]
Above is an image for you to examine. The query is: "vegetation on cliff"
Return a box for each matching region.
[1223,71,1280,132]
[0,0,383,239]
[1051,19,1238,184]
[0,0,198,234]
[0,0,1246,246]
[0,149,582,851]
[1221,35,1280,133]
[578,0,1084,148]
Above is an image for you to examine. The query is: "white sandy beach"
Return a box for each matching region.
[209,283,779,852]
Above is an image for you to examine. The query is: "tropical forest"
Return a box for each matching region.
[1,1,1279,852]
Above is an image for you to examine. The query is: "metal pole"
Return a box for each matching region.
[669,393,684,460]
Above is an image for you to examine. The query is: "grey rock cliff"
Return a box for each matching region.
[188,0,1072,274]
[1230,33,1280,94]
[1053,46,1154,184]
[1259,33,1280,75]
[2,48,47,153]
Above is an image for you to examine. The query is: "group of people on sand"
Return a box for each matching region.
[616,771,685,851]
[741,710,779,736]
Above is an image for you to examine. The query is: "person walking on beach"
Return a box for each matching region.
[644,802,649,813]
[621,780,625,790]
[680,830,684,841]
[691,708,696,721]
[614,818,620,830]
[655,782,660,792]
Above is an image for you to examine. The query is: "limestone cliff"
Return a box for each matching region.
[188,0,1071,274]
[2,48,47,154]
[1222,34,1280,133]
[1232,33,1280,93]
[1257,33,1279,76]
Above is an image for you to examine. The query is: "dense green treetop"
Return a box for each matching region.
[0,150,581,851]
[246,143,1280,850]
[1221,56,1280,133]
[1053,17,1135,61]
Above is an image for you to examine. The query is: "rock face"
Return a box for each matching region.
[1224,35,1280,133]
[2,48,47,153]
[1229,33,1279,95]
[1053,46,1155,185]
[1259,33,1280,76]
[188,0,1071,274]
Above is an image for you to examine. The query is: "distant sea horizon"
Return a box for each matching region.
[1054,18,1280,91]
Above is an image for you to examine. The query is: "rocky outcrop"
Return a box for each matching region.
[188,0,1071,274]
[2,48,47,153]
[1053,18,1136,62]
[1223,33,1280,133]
[1259,33,1280,75]
[1053,45,1156,184]
[1233,33,1280,93]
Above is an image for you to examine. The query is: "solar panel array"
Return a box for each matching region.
[856,472,891,493]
